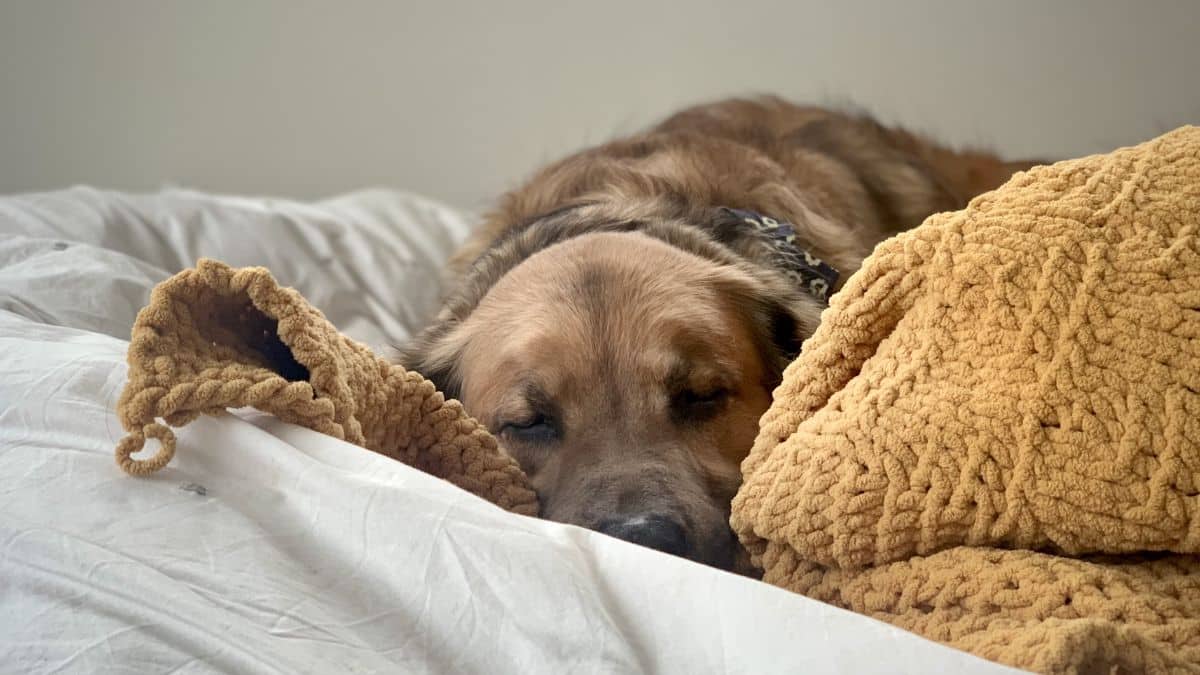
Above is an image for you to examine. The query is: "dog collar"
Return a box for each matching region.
[720,208,840,303]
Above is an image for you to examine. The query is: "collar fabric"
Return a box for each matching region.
[721,207,840,304]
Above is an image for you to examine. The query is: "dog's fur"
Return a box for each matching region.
[400,96,1039,570]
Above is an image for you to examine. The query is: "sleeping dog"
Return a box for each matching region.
[400,97,1038,571]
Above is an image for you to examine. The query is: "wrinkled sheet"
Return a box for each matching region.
[0,188,1020,674]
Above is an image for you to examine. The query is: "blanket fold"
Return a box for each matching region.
[114,258,538,516]
[732,126,1200,673]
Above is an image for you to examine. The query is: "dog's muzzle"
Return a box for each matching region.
[597,513,689,557]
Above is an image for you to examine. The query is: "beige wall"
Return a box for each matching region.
[2,1,1197,210]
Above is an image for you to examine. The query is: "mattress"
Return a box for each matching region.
[0,187,1020,674]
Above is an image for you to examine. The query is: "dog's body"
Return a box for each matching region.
[401,96,1038,570]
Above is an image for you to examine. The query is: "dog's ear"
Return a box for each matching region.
[746,292,816,387]
[396,313,465,402]
[762,297,804,365]
[709,265,820,388]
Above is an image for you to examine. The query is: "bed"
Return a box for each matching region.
[0,186,1019,673]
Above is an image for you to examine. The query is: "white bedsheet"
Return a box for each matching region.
[0,187,1019,674]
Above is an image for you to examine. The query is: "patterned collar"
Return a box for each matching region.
[720,207,840,303]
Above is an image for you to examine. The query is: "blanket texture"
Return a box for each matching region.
[114,259,538,516]
[731,126,1200,673]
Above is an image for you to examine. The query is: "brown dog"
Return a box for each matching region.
[400,96,1039,571]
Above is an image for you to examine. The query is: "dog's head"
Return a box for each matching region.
[401,202,823,570]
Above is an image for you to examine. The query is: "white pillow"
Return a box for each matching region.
[0,186,474,348]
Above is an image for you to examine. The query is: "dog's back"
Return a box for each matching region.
[449,97,1041,285]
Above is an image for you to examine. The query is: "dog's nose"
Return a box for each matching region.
[597,514,689,557]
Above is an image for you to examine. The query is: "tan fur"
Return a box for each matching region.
[403,96,1040,570]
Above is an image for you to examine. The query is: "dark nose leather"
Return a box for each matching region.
[597,514,689,557]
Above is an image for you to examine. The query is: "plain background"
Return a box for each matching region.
[2,1,1198,210]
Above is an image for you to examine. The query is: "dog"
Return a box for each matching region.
[400,96,1039,571]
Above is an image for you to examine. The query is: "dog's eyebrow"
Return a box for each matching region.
[665,353,738,394]
[665,358,692,393]
[518,378,560,420]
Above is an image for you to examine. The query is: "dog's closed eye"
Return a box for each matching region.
[496,379,562,444]
[500,413,558,443]
[672,387,730,422]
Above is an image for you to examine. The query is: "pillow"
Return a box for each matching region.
[0,186,473,347]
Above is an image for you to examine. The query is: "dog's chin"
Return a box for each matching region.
[563,512,743,572]
[695,523,743,572]
[730,545,761,578]
[667,526,753,574]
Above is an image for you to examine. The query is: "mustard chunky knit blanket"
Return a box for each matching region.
[114,259,538,516]
[732,126,1200,673]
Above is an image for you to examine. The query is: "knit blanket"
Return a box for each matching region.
[731,126,1200,673]
[113,258,538,516]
